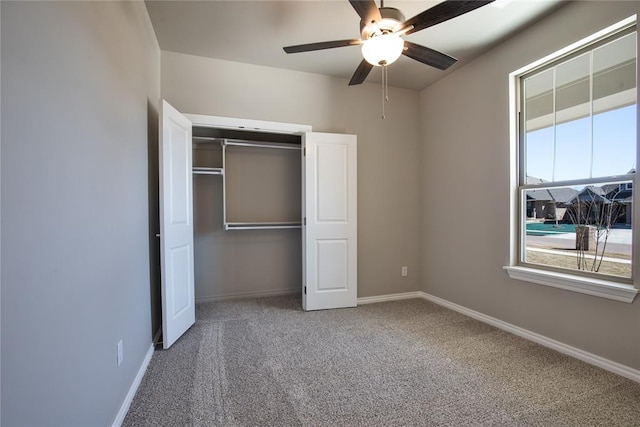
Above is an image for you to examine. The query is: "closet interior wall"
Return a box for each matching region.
[192,126,302,301]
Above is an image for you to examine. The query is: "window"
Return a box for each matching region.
[506,17,639,303]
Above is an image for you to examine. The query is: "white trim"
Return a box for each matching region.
[504,266,638,303]
[195,288,299,304]
[508,69,520,267]
[357,291,425,305]
[112,344,154,427]
[511,15,636,76]
[184,113,312,134]
[419,291,640,383]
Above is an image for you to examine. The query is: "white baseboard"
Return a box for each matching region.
[112,343,155,427]
[357,291,425,305]
[419,291,640,384]
[196,288,299,304]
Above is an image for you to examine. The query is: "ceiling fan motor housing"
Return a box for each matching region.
[360,7,405,39]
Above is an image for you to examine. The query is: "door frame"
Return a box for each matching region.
[185,113,311,135]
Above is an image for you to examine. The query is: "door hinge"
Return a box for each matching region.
[304,286,307,295]
[303,147,306,156]
[304,217,306,226]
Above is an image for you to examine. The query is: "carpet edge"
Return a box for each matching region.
[197,289,299,303]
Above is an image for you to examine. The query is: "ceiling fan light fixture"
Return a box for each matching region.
[361,34,404,66]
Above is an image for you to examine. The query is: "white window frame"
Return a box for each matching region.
[505,15,639,303]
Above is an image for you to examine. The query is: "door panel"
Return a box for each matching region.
[169,126,190,224]
[317,144,348,221]
[169,244,191,314]
[303,132,357,311]
[160,100,195,348]
[316,239,349,291]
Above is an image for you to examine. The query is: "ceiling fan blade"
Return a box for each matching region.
[403,41,457,70]
[349,59,373,85]
[401,0,494,35]
[283,39,361,54]
[349,0,382,25]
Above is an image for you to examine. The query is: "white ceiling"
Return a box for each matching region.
[145,0,567,91]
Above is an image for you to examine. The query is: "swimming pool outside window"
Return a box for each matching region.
[522,181,632,279]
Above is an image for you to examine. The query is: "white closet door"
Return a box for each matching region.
[303,132,357,311]
[160,100,195,348]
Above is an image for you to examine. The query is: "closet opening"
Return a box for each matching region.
[191,125,303,302]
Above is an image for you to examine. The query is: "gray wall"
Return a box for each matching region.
[419,1,640,370]
[1,1,160,425]
[162,51,423,300]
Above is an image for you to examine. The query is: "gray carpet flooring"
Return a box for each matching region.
[124,296,640,426]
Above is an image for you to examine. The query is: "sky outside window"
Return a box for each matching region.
[526,104,636,181]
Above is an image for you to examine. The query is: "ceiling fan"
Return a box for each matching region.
[283,0,495,85]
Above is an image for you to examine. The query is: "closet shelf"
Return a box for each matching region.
[194,136,301,150]
[224,222,302,231]
[193,167,223,176]
[193,136,223,143]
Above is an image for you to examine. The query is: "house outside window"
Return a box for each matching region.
[506,17,639,303]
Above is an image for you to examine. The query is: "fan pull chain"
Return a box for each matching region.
[381,64,390,120]
[381,64,385,119]
[385,65,390,102]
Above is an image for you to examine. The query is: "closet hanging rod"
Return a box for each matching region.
[224,140,301,151]
[225,222,303,230]
[192,167,223,176]
[227,225,302,230]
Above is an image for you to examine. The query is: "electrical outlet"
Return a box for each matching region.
[117,340,123,366]
[401,266,408,277]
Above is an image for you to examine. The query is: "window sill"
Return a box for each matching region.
[503,266,638,303]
